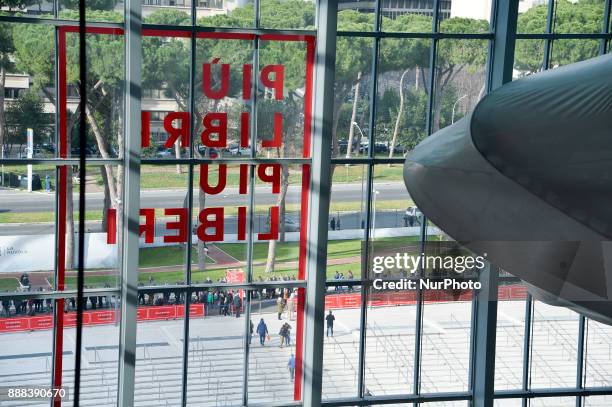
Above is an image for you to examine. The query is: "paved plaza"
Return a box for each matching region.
[1,301,611,407]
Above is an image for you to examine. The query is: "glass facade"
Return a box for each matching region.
[0,1,611,407]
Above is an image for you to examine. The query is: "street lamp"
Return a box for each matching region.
[451,94,468,124]
[351,121,366,157]
[371,190,380,240]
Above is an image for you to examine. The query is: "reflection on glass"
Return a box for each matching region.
[253,163,306,282]
[139,165,189,285]
[142,33,191,160]
[192,164,249,284]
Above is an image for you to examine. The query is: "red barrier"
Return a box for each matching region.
[0,303,206,333]
[0,286,526,333]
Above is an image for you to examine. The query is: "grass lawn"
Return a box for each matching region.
[0,278,20,291]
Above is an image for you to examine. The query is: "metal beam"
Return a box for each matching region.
[471,3,519,402]
[471,264,500,407]
[117,0,142,404]
[301,0,338,405]
[489,0,519,91]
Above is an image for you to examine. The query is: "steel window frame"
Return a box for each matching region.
[3,0,612,405]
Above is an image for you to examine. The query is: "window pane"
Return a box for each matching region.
[514,39,546,78]
[495,284,527,391]
[433,39,488,133]
[143,5,191,25]
[419,289,472,392]
[371,165,417,232]
[59,0,124,22]
[142,33,191,161]
[517,0,552,34]
[442,1,492,33]
[337,4,375,32]
[139,165,189,286]
[553,0,607,34]
[365,286,416,395]
[0,300,55,404]
[549,39,600,69]
[322,290,361,399]
[135,300,184,405]
[257,39,310,159]
[528,301,580,388]
[53,165,121,289]
[0,165,56,291]
[376,39,429,157]
[61,296,121,406]
[3,22,56,160]
[333,37,373,159]
[328,164,367,281]
[584,318,612,387]
[380,5,433,33]
[584,395,612,406]
[193,163,250,284]
[252,163,307,282]
[260,0,315,30]
[197,0,254,28]
[529,397,577,406]
[186,288,245,405]
[64,31,124,159]
[194,37,253,157]
[248,288,301,403]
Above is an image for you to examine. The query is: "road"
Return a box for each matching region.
[0,209,416,235]
[0,181,409,213]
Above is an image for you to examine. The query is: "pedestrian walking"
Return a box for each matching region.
[277,297,284,320]
[326,310,335,337]
[233,293,242,318]
[256,318,268,346]
[287,354,296,382]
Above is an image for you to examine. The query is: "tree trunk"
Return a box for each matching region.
[415,66,420,91]
[197,189,207,272]
[389,68,410,163]
[100,165,110,232]
[264,165,289,274]
[66,169,75,270]
[175,139,182,174]
[85,105,119,205]
[345,71,361,159]
[0,66,6,165]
